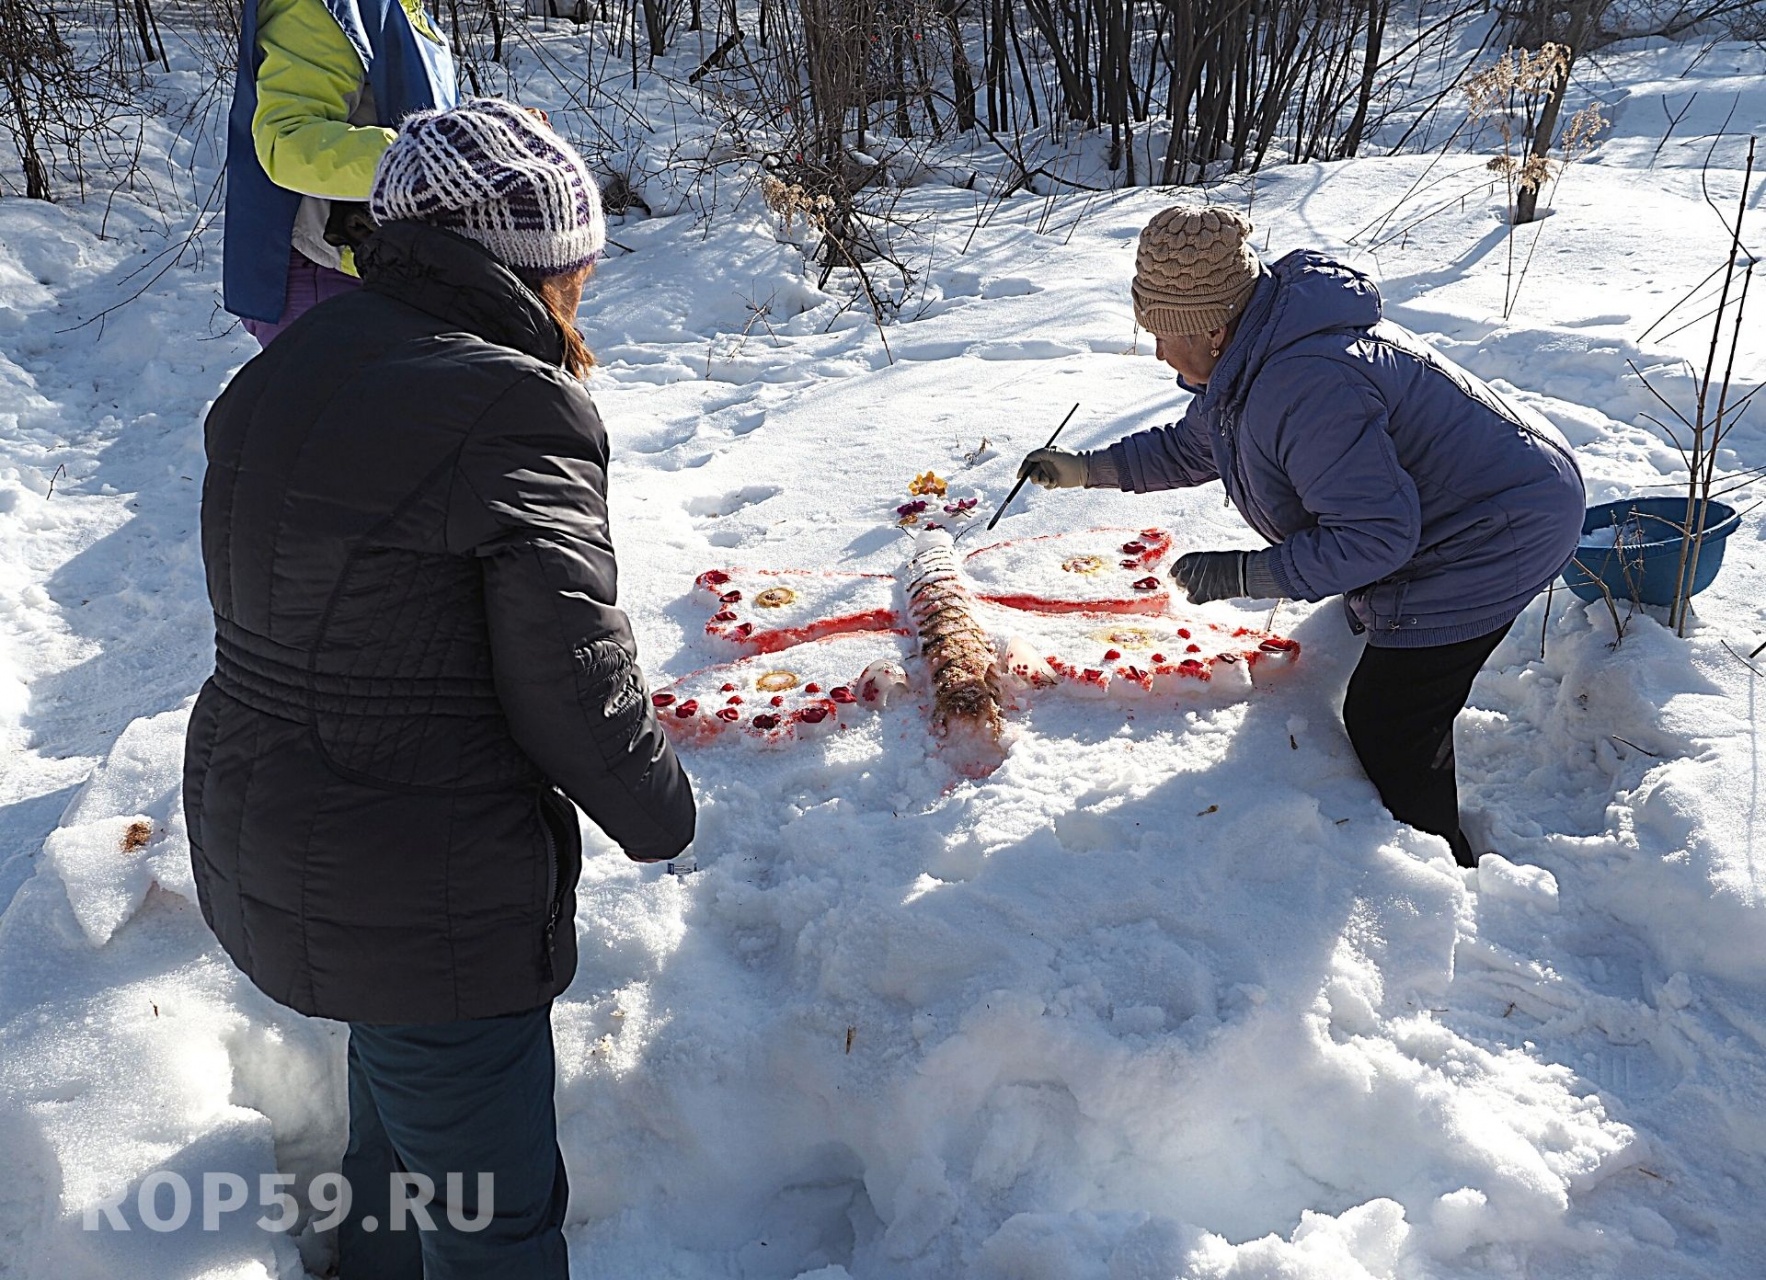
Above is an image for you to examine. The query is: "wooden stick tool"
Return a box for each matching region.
[986,403,1081,532]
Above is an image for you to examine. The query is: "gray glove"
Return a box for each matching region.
[1171,550,1284,604]
[1171,550,1248,604]
[1017,447,1089,489]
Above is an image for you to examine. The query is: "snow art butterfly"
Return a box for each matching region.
[653,501,1302,778]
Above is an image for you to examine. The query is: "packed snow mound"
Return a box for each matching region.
[39,703,196,947]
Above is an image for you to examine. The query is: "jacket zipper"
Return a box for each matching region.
[540,800,562,983]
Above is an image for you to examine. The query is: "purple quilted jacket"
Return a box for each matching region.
[1098,251,1586,647]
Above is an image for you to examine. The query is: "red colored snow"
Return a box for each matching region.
[962,528,1175,615]
[709,608,902,654]
[667,534,1300,760]
[980,592,1168,617]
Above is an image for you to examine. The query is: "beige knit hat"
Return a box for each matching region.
[1131,204,1260,336]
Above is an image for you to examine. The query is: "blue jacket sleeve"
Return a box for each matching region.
[1252,358,1421,602]
[1094,396,1219,492]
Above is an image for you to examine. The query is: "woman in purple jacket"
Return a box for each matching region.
[1020,205,1585,867]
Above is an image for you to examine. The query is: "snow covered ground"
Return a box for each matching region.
[1,20,1764,1280]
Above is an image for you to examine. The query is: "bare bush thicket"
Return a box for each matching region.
[0,0,157,199]
[0,0,1578,210]
[732,0,1480,187]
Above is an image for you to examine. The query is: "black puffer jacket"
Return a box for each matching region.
[184,221,695,1024]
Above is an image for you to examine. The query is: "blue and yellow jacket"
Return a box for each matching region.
[223,0,456,321]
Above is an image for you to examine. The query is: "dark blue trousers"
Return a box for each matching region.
[338,1004,569,1280]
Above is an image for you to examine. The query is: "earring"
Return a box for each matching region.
[1209,347,1221,359]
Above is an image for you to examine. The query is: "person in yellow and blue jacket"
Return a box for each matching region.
[224,0,457,344]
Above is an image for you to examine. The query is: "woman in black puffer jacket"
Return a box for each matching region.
[185,100,694,1280]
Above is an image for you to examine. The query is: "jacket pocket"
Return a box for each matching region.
[1412,505,1505,577]
[1355,576,1410,633]
[536,786,583,982]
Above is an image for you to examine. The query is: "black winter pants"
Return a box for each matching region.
[1341,623,1511,868]
[338,1004,569,1280]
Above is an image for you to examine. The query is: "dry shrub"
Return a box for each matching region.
[761,172,837,234]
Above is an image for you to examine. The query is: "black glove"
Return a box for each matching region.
[1170,550,1248,604]
[1016,447,1089,489]
[322,201,378,249]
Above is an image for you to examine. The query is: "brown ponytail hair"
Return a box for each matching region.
[516,265,597,379]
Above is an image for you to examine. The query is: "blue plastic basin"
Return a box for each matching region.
[1561,496,1741,606]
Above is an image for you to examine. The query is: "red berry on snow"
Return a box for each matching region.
[652,692,676,707]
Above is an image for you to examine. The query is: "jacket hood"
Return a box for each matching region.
[356,220,566,367]
[1207,250,1383,409]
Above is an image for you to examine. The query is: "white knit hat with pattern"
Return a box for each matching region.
[1131,204,1260,336]
[370,98,605,277]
